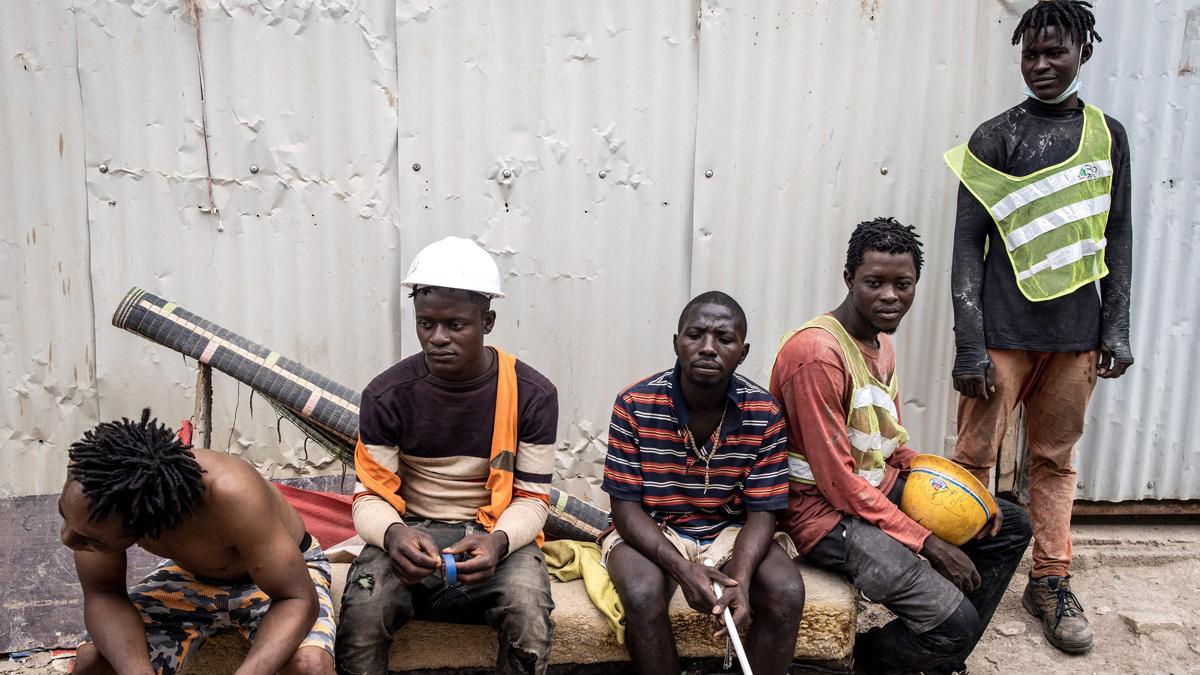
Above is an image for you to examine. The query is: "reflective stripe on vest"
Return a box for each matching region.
[776,315,908,487]
[944,103,1113,302]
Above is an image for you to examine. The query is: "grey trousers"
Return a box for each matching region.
[334,520,555,675]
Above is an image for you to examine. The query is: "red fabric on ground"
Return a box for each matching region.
[274,483,356,549]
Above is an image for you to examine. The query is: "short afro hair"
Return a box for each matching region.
[845,217,925,279]
[677,291,748,336]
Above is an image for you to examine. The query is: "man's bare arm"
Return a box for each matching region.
[75,549,155,675]
[215,466,318,675]
[714,509,777,635]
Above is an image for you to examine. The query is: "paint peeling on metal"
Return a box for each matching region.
[691,0,1023,456]
[1,0,1197,505]
[1072,0,1200,501]
[0,1,99,498]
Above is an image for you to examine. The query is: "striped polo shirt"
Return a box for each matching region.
[602,365,790,540]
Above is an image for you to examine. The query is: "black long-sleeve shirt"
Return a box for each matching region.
[950,98,1134,376]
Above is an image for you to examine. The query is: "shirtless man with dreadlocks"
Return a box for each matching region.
[62,410,335,675]
[945,0,1133,654]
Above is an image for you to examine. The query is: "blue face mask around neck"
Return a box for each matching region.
[1024,48,1084,104]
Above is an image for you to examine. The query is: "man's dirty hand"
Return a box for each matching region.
[444,531,509,585]
[922,534,981,595]
[384,524,441,585]
[974,506,1004,540]
[676,561,734,616]
[953,358,996,401]
[1097,341,1133,379]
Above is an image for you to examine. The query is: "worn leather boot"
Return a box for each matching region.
[1022,575,1093,654]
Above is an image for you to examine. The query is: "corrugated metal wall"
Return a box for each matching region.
[392,1,700,501]
[1074,0,1200,501]
[690,0,1022,452]
[0,2,99,498]
[74,0,403,486]
[1,0,1196,503]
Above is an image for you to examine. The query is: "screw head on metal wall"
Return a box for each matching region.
[98,163,108,174]
[412,163,421,172]
[249,165,259,174]
[598,169,608,179]
[502,169,512,179]
[1147,481,1155,489]
[704,169,713,178]
[880,166,889,175]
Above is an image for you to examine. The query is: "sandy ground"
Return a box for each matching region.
[4,522,1198,674]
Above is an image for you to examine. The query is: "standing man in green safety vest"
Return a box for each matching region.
[944,0,1134,655]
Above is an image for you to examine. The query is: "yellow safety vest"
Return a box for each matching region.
[778,315,908,487]
[944,104,1113,302]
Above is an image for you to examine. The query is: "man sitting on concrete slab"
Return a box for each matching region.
[602,291,805,675]
[64,410,335,675]
[336,236,558,675]
[771,218,1032,674]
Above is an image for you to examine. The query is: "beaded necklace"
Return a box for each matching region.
[684,404,727,494]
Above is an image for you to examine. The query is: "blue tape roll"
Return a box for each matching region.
[441,553,458,586]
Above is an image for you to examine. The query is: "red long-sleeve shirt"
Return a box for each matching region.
[770,321,930,555]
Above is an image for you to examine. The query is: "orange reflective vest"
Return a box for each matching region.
[355,349,544,545]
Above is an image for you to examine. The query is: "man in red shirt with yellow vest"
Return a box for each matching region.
[945,0,1133,654]
[335,237,558,675]
[772,219,1031,674]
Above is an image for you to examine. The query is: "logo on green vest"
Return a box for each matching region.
[1078,163,1100,180]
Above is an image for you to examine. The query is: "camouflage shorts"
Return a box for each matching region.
[85,534,335,674]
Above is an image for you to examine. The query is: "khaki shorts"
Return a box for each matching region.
[600,523,796,569]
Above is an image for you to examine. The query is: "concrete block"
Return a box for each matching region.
[182,560,855,673]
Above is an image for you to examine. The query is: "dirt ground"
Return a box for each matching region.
[965,521,1200,674]
[4,522,1198,674]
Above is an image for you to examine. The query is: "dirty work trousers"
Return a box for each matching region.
[807,479,1031,674]
[953,348,1097,578]
[334,519,555,675]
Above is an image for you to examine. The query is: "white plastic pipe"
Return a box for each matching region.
[704,559,753,675]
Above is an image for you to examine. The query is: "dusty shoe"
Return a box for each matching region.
[1022,575,1093,654]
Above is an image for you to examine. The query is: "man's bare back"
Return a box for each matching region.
[134,449,306,579]
[63,410,332,675]
[61,448,306,580]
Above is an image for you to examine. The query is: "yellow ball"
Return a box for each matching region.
[900,454,998,546]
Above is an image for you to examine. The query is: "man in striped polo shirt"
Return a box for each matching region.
[602,291,804,675]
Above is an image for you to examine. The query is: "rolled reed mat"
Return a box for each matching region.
[112,287,610,541]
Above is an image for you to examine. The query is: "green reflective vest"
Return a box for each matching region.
[945,104,1113,302]
[778,315,908,487]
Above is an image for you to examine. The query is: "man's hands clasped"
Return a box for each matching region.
[442,531,508,585]
[384,524,508,586]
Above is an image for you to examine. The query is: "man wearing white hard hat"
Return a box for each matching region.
[335,237,559,674]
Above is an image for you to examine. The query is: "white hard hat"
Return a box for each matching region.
[401,236,505,299]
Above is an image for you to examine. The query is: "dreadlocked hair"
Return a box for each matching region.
[1012,0,1102,46]
[68,408,206,540]
[845,217,925,279]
